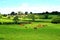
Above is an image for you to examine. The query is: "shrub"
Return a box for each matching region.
[51,17,60,24]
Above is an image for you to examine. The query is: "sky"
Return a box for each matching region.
[0,0,60,14]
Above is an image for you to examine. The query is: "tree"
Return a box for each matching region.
[13,15,19,23]
[30,12,32,14]
[25,11,28,15]
[10,11,17,15]
[30,12,35,21]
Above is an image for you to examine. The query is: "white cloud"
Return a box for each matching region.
[0,3,60,14]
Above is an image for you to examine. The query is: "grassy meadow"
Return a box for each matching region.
[0,22,60,40]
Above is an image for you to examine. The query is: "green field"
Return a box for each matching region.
[0,22,60,40]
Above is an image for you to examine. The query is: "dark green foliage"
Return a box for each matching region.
[20,21,31,24]
[30,12,35,21]
[0,22,2,24]
[44,14,48,19]
[0,15,2,18]
[2,14,7,17]
[44,11,49,19]
[51,11,60,15]
[10,11,17,15]
[51,17,60,24]
[29,12,32,14]
[34,27,37,29]
[25,11,28,15]
[13,16,19,23]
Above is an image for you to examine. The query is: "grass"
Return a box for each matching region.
[0,22,60,40]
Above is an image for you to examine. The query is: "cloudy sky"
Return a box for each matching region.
[0,0,60,14]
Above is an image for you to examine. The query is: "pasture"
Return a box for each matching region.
[0,22,60,40]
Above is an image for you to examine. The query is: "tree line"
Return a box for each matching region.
[0,11,60,16]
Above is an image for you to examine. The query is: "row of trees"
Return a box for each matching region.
[34,11,60,15]
[0,11,60,16]
[3,11,59,15]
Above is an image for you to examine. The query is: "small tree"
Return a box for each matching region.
[30,12,35,21]
[13,16,19,23]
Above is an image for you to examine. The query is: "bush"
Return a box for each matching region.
[51,17,60,24]
[0,22,2,24]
